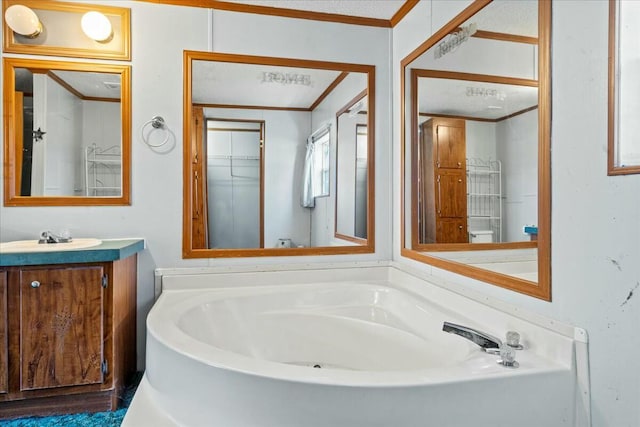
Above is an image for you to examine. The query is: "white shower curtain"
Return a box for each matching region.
[301,137,315,208]
[301,124,331,208]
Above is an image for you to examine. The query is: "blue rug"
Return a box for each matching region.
[0,373,141,427]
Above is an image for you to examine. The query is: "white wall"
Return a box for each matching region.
[496,109,538,241]
[262,110,312,248]
[82,101,121,152]
[411,36,537,79]
[466,120,497,160]
[82,101,121,195]
[394,2,640,427]
[33,74,83,196]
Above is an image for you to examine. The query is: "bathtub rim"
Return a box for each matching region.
[155,262,587,344]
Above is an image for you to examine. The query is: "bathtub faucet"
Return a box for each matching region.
[442,321,502,353]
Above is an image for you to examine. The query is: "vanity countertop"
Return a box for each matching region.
[0,238,144,267]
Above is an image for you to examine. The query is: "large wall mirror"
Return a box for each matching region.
[608,0,640,175]
[183,51,375,258]
[401,0,551,299]
[3,58,131,206]
[335,91,369,243]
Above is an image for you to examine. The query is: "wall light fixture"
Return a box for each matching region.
[2,1,130,60]
[4,4,42,38]
[81,11,113,42]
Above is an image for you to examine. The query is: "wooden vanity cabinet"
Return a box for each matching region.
[0,255,137,419]
[0,270,7,395]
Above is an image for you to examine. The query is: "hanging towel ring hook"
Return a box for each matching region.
[141,115,170,147]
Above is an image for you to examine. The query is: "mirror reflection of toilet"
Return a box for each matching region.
[469,230,493,243]
[277,238,292,248]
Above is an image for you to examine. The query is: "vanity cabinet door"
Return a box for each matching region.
[434,120,465,169]
[436,218,468,243]
[0,270,7,394]
[18,266,104,391]
[436,170,467,218]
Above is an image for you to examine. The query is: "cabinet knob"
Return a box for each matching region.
[458,225,463,230]
[31,280,41,288]
[458,178,463,183]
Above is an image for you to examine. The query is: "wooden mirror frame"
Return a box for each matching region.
[400,0,551,300]
[608,0,640,176]
[182,50,376,258]
[2,57,132,206]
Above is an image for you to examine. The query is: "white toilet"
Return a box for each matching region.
[469,230,494,243]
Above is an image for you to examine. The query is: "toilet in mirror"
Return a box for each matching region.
[401,0,551,299]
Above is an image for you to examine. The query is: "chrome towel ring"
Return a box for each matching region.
[141,115,170,147]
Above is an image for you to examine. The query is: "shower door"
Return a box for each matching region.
[206,119,263,249]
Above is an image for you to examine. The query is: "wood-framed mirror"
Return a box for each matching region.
[401,0,551,300]
[183,51,375,258]
[335,90,369,244]
[3,57,131,206]
[608,0,640,175]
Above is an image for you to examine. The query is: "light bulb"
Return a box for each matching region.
[4,4,42,38]
[81,11,112,42]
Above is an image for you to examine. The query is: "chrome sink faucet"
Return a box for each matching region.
[38,231,72,244]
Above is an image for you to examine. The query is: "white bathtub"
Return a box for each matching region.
[124,264,589,427]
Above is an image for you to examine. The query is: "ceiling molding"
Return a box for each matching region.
[308,71,349,111]
[194,103,310,112]
[390,0,420,27]
[136,0,417,28]
[472,30,538,45]
[48,71,84,99]
[420,104,538,123]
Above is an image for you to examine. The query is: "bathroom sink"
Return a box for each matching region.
[0,238,102,253]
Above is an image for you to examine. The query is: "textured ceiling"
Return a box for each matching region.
[14,69,121,100]
[192,61,339,108]
[219,0,408,20]
[192,60,367,109]
[473,0,538,37]
[418,78,538,120]
[53,71,121,99]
